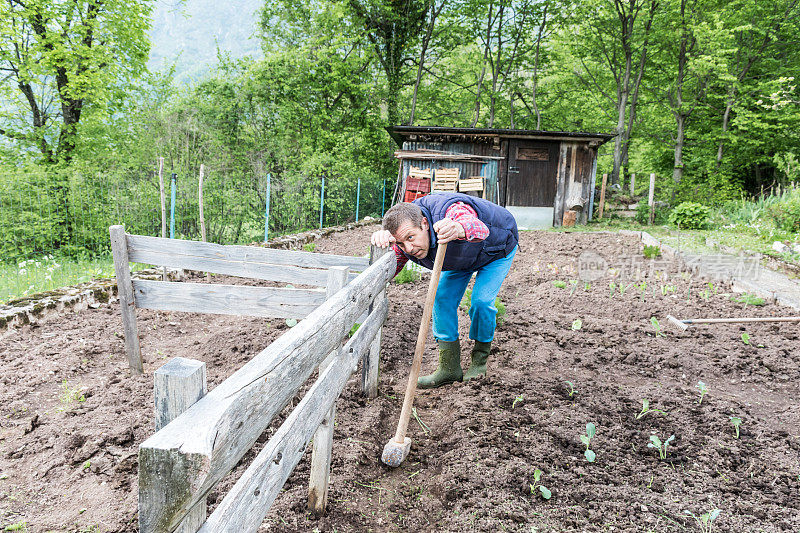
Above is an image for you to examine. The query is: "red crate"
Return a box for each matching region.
[406,177,431,193]
[404,190,427,202]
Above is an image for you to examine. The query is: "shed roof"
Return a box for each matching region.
[388,126,615,146]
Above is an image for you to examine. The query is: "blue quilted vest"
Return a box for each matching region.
[405,193,519,272]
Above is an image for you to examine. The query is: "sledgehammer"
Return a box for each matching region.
[381,242,448,467]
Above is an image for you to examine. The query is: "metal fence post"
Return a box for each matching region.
[355,178,361,221]
[264,173,271,243]
[170,173,177,239]
[319,177,325,229]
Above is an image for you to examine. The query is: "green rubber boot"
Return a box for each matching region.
[463,341,491,381]
[417,340,463,389]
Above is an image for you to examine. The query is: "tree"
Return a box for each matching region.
[347,0,430,126]
[0,0,153,163]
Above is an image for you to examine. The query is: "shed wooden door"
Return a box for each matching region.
[505,140,559,207]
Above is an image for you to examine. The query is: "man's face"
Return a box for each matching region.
[392,218,431,259]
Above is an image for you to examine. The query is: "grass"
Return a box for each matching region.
[0,254,148,304]
[394,265,422,284]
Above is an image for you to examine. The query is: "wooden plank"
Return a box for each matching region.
[199,297,389,532]
[132,280,325,319]
[109,225,143,374]
[648,173,656,225]
[127,234,370,274]
[630,172,636,196]
[138,252,396,533]
[458,177,485,192]
[362,245,388,398]
[598,173,608,219]
[154,357,208,533]
[308,266,349,517]
[552,143,568,226]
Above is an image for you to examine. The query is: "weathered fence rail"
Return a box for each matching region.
[109,225,371,374]
[135,239,395,532]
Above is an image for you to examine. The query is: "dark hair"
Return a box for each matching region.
[383,202,424,234]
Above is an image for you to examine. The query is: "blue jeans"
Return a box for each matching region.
[432,246,517,343]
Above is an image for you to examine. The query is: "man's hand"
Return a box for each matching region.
[371,229,396,248]
[433,218,466,243]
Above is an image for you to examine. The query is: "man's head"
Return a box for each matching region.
[383,202,431,259]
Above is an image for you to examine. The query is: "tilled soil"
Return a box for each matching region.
[1,226,798,532]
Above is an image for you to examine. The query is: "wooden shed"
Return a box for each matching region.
[389,126,614,228]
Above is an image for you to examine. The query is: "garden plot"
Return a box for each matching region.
[1,226,798,532]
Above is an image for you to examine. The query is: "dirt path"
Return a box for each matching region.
[1,226,798,532]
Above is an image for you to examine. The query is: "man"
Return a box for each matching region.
[371,191,518,389]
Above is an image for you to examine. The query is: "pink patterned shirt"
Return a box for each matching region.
[392,202,489,274]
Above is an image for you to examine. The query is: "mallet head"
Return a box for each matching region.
[666,314,689,332]
[381,437,412,467]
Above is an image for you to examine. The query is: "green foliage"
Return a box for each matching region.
[636,399,666,420]
[552,280,567,289]
[696,381,708,405]
[767,187,800,233]
[669,202,711,230]
[730,293,766,306]
[394,267,421,284]
[303,242,317,252]
[643,245,662,259]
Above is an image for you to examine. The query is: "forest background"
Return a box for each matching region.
[0,0,799,300]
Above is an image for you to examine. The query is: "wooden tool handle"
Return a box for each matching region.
[393,242,448,444]
[685,316,800,325]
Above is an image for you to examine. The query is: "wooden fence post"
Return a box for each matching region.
[630,173,636,197]
[308,265,349,517]
[154,357,208,532]
[648,173,656,225]
[109,225,144,375]
[598,173,608,219]
[363,245,388,398]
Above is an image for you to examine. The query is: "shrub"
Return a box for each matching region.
[668,202,711,229]
[768,190,800,232]
[635,202,671,225]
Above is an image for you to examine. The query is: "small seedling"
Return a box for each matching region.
[412,407,430,435]
[584,281,591,291]
[741,332,750,345]
[696,381,708,405]
[618,283,631,296]
[684,508,721,533]
[636,399,666,419]
[569,279,579,296]
[512,394,524,408]
[529,468,552,500]
[302,242,317,252]
[643,245,662,259]
[564,380,576,397]
[650,317,665,338]
[648,433,675,460]
[82,460,91,470]
[552,280,567,289]
[285,318,298,327]
[661,284,675,296]
[609,282,616,298]
[730,416,742,439]
[571,319,582,331]
[580,422,596,462]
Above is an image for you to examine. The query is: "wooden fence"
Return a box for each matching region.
[109,225,372,374]
[115,226,396,532]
